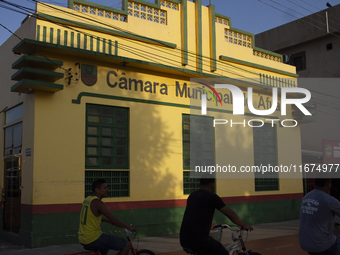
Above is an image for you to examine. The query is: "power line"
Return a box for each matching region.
[287,0,340,28]
[0,3,253,84]
[299,0,321,11]
[257,0,340,39]
[0,1,314,90]
[1,0,256,82]
[0,21,70,73]
[32,0,267,79]
[309,89,340,100]
[3,1,338,115]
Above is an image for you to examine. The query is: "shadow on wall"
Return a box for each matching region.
[100,89,181,239]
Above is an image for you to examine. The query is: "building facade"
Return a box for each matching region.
[0,0,303,247]
[255,4,340,193]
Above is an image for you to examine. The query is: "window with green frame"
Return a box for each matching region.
[86,104,129,169]
[253,122,278,191]
[85,104,129,198]
[182,114,215,195]
[85,171,129,197]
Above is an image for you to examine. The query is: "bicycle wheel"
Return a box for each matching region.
[136,249,156,255]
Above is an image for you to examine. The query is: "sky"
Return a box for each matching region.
[0,0,340,46]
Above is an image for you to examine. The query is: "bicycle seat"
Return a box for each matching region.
[183,247,196,254]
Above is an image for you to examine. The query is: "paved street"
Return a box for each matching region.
[0,220,311,255]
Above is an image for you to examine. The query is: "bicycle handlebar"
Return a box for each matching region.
[125,229,134,236]
[213,224,241,231]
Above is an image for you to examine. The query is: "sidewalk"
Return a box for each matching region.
[0,220,309,255]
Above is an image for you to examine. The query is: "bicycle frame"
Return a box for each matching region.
[212,224,254,255]
[126,231,139,255]
[125,229,155,255]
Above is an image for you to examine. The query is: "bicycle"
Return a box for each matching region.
[183,224,261,255]
[64,229,155,255]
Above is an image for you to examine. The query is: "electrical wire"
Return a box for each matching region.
[3,0,340,102]
[0,3,30,15]
[0,21,71,73]
[3,0,250,79]
[257,0,340,39]
[31,0,269,79]
[40,16,257,83]
[6,1,262,84]
[299,0,321,11]
[2,0,35,13]
[2,0,339,130]
[309,89,340,100]
[299,0,340,25]
[287,0,340,29]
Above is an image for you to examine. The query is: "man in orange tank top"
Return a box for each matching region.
[78,179,136,255]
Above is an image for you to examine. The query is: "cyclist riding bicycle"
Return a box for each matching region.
[78,178,136,255]
[180,176,253,255]
[299,177,340,255]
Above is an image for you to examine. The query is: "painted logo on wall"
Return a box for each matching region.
[81,64,97,86]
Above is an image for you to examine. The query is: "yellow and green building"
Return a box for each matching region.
[0,0,305,248]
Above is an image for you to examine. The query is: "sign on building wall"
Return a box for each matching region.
[323,139,340,164]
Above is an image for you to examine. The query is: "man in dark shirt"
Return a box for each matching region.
[180,177,253,255]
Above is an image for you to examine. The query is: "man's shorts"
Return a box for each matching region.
[81,233,128,255]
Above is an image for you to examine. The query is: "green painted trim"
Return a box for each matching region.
[259,73,297,87]
[214,13,232,26]
[73,92,193,107]
[97,37,100,52]
[64,30,68,46]
[295,117,316,123]
[37,13,177,48]
[196,0,202,72]
[90,36,93,51]
[214,198,301,227]
[108,40,112,55]
[77,33,80,48]
[69,0,127,15]
[253,46,283,60]
[17,198,299,247]
[0,231,21,246]
[11,67,64,81]
[102,38,106,53]
[220,55,298,77]
[229,26,254,37]
[223,24,282,62]
[11,55,64,70]
[72,92,281,120]
[43,26,47,42]
[303,103,316,109]
[13,39,288,92]
[71,32,74,47]
[209,4,216,72]
[50,28,53,44]
[115,40,118,55]
[68,0,180,14]
[84,34,87,50]
[293,110,316,115]
[11,79,64,93]
[36,25,40,41]
[181,0,188,66]
[57,29,61,45]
